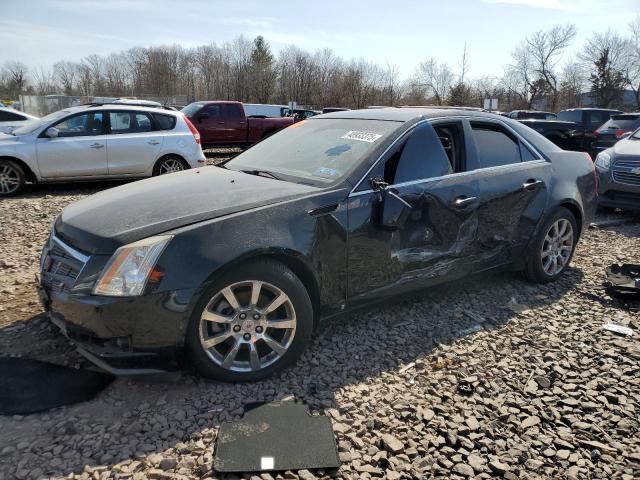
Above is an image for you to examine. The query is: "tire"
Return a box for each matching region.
[186,259,314,382]
[524,207,578,283]
[153,155,189,176]
[0,159,26,197]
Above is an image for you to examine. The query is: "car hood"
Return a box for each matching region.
[56,167,320,254]
[612,138,640,156]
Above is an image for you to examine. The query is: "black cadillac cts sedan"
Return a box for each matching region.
[40,108,597,381]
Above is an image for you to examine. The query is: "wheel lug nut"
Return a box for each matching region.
[239,313,247,320]
[233,325,241,332]
[253,313,260,320]
[243,333,251,341]
[255,326,263,333]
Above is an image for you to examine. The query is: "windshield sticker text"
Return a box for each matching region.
[341,131,382,143]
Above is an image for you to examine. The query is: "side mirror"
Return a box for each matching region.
[196,113,209,123]
[371,177,412,228]
[45,127,59,138]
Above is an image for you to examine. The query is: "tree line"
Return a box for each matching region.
[1,18,639,112]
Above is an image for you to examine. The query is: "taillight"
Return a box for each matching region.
[183,116,201,144]
[614,129,626,138]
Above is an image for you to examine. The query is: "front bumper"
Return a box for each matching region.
[597,168,640,211]
[39,283,197,374]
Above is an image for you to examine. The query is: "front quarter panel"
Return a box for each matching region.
[154,188,350,319]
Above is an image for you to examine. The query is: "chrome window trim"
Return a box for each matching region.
[348,115,546,197]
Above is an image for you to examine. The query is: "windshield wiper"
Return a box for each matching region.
[241,169,281,180]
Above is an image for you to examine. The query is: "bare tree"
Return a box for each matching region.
[32,66,55,95]
[53,61,77,95]
[2,61,29,97]
[629,16,640,108]
[414,58,454,105]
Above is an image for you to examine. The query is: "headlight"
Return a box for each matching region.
[93,235,172,296]
[595,151,611,170]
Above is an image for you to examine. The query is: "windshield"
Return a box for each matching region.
[11,109,70,135]
[225,118,400,186]
[557,110,582,123]
[181,102,205,117]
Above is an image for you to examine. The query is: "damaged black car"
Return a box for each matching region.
[40,108,598,381]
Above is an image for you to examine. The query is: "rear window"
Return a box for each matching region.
[557,110,582,123]
[0,110,25,121]
[600,115,640,131]
[153,113,176,130]
[471,123,521,168]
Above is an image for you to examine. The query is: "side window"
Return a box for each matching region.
[587,111,610,130]
[53,112,103,137]
[0,110,24,121]
[152,113,176,130]
[471,123,521,168]
[385,123,453,184]
[133,113,153,132]
[224,104,243,119]
[519,143,538,162]
[203,105,222,118]
[109,112,132,134]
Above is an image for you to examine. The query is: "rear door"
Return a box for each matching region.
[36,111,108,178]
[105,111,163,175]
[347,120,481,304]
[223,103,246,144]
[467,119,551,266]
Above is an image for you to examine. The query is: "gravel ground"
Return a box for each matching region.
[0,176,639,480]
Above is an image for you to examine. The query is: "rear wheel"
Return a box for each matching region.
[524,207,577,283]
[186,260,313,382]
[0,160,25,196]
[153,155,189,176]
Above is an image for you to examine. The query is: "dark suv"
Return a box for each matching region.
[592,113,640,156]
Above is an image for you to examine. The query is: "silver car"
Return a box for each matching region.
[0,107,39,134]
[595,127,640,211]
[0,103,206,196]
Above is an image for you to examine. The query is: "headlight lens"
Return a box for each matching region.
[595,151,611,170]
[93,235,172,296]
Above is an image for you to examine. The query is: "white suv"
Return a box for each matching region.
[0,103,206,196]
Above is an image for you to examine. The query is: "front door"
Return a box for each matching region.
[106,111,163,175]
[223,103,246,144]
[347,121,481,305]
[36,111,107,178]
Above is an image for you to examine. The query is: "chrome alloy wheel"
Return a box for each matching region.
[158,158,185,174]
[541,218,574,276]
[199,280,297,372]
[0,163,20,194]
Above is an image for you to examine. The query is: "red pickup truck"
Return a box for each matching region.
[181,101,294,147]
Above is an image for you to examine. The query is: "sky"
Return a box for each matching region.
[1,0,638,80]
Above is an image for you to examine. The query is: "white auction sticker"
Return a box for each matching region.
[260,456,274,470]
[342,131,382,143]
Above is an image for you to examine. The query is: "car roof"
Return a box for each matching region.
[316,107,505,122]
[560,108,622,112]
[61,104,180,115]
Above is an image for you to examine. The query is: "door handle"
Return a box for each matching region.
[522,179,543,191]
[217,122,225,125]
[451,196,478,208]
[148,140,160,145]
[238,122,246,125]
[90,143,104,149]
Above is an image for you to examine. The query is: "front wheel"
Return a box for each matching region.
[0,160,26,197]
[186,260,313,382]
[524,207,578,283]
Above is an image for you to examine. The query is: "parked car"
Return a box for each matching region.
[594,127,640,211]
[39,108,597,381]
[243,103,291,118]
[182,101,294,148]
[519,108,622,154]
[591,113,640,156]
[292,108,320,119]
[507,110,556,120]
[0,104,205,196]
[0,107,39,134]
[322,107,350,114]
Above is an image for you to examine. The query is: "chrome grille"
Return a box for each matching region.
[612,171,640,186]
[612,156,640,168]
[41,233,88,294]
